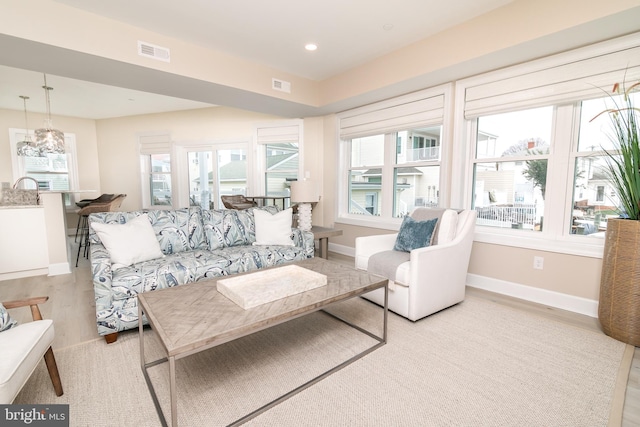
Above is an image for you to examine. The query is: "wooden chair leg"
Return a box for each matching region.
[104,332,118,344]
[43,347,63,397]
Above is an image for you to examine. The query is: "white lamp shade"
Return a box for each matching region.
[290,180,319,203]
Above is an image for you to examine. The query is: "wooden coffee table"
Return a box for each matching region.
[138,257,388,426]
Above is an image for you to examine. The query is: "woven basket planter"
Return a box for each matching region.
[598,218,640,346]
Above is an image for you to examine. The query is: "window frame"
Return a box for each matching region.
[253,120,303,203]
[451,35,640,258]
[9,128,79,210]
[138,133,175,210]
[336,84,453,230]
[173,139,251,209]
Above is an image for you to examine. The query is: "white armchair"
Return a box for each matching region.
[0,296,63,403]
[355,208,476,321]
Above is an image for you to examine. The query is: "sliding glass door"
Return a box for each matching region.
[186,144,248,210]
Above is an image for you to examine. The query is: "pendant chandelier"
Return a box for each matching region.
[16,95,39,157]
[34,74,65,155]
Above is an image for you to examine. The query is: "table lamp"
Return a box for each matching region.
[290,180,319,231]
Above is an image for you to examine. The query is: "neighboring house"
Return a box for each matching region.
[350,129,441,217]
[188,146,298,209]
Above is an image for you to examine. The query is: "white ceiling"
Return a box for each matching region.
[0,0,514,119]
[52,0,513,81]
[0,65,214,119]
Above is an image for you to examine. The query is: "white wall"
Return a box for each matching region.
[94,106,327,212]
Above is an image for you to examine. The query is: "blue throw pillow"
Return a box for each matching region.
[0,303,17,332]
[393,216,438,252]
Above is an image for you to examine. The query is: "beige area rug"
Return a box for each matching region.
[15,295,633,426]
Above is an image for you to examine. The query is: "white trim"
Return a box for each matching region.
[48,262,71,276]
[328,242,355,258]
[466,273,599,318]
[0,268,48,281]
[335,216,402,231]
[327,243,599,318]
[473,229,604,258]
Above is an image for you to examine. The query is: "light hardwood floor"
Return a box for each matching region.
[0,248,638,425]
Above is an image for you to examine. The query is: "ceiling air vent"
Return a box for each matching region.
[137,41,170,63]
[272,78,291,93]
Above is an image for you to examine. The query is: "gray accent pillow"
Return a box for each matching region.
[393,216,438,252]
[0,303,17,332]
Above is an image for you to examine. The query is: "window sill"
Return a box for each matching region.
[474,227,604,259]
[336,215,402,231]
[337,217,605,258]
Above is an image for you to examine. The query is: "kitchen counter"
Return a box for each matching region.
[0,204,44,209]
[0,192,75,280]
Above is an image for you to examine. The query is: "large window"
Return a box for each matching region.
[265,142,298,198]
[338,85,451,227]
[570,93,639,236]
[454,33,640,255]
[147,153,172,207]
[139,134,174,209]
[255,121,302,206]
[466,99,627,250]
[347,127,442,219]
[395,128,441,216]
[472,107,552,232]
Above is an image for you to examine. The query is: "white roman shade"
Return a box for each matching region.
[339,85,450,140]
[138,134,171,155]
[256,124,301,144]
[463,34,640,119]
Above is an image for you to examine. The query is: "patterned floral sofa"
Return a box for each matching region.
[89,206,314,343]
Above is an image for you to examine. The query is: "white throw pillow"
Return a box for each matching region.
[91,214,164,269]
[253,208,294,246]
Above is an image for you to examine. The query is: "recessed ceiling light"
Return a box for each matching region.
[383,23,394,31]
[305,43,318,51]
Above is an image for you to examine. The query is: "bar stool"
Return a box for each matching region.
[75,194,126,267]
[221,195,257,210]
[74,194,115,242]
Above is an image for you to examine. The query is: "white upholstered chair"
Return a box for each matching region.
[355,208,476,321]
[0,296,63,403]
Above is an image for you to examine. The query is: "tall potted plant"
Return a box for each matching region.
[596,81,640,346]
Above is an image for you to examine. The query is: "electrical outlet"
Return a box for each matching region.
[533,256,544,270]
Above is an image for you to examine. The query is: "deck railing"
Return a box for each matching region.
[475,204,538,228]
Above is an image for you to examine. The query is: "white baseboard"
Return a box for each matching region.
[329,242,354,257]
[0,268,49,282]
[48,262,71,276]
[331,243,598,318]
[466,273,598,318]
